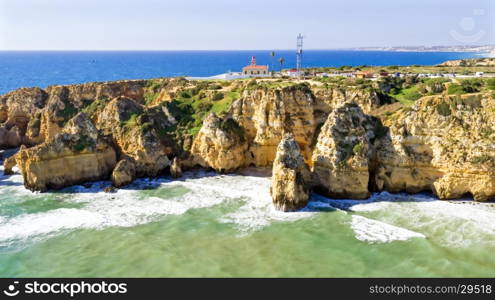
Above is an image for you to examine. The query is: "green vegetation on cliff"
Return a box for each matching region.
[71,134,95,152]
[56,97,78,126]
[82,98,109,118]
[144,83,242,150]
[218,118,246,142]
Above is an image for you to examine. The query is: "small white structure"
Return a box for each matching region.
[284,68,303,77]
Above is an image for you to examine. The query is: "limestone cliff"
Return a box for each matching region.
[271,133,311,211]
[0,88,47,148]
[95,96,172,177]
[311,85,382,118]
[230,84,316,166]
[16,113,117,191]
[2,76,495,203]
[190,113,248,172]
[311,103,379,199]
[375,93,495,201]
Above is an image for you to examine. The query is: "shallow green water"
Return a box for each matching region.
[0,168,494,277]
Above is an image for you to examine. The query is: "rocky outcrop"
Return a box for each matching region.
[16,113,117,191]
[230,84,316,166]
[96,96,172,177]
[271,133,311,211]
[191,113,249,172]
[375,93,495,201]
[0,88,47,148]
[170,157,182,178]
[111,158,136,187]
[3,76,495,203]
[3,145,27,175]
[312,103,379,199]
[0,79,184,190]
[3,155,17,175]
[312,86,382,118]
[438,57,495,67]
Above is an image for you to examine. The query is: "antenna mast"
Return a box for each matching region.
[296,33,304,78]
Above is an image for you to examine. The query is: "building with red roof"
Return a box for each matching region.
[242,56,269,76]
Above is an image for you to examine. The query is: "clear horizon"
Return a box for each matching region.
[0,45,493,52]
[1,0,494,50]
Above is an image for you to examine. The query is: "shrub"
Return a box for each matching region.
[352,142,365,156]
[436,103,451,116]
[390,87,401,95]
[219,118,245,142]
[56,98,78,126]
[212,92,224,101]
[461,79,483,93]
[374,120,388,139]
[447,84,464,95]
[486,78,495,91]
[197,101,213,112]
[448,79,483,95]
[422,78,449,94]
[123,113,140,127]
[71,135,95,152]
[208,84,222,90]
[471,155,492,164]
[179,91,191,98]
[404,90,422,101]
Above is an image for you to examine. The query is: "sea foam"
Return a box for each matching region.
[351,215,426,243]
[2,165,495,248]
[0,170,307,246]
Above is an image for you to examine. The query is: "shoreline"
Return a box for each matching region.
[0,50,486,95]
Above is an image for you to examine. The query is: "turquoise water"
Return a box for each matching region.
[0,50,481,94]
[0,167,494,277]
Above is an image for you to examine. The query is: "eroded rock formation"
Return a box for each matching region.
[375,93,495,201]
[311,103,379,199]
[1,77,495,204]
[190,113,248,172]
[111,158,136,188]
[170,157,182,178]
[270,133,311,211]
[16,113,117,191]
[230,84,316,166]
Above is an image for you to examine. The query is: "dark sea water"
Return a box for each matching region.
[0,50,481,95]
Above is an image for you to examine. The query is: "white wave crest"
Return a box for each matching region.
[351,215,426,243]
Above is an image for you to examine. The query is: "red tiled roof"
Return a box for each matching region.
[243,65,268,70]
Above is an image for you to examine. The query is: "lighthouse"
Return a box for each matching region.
[242,56,269,77]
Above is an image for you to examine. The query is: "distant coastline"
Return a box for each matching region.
[0,50,482,95]
[349,44,495,55]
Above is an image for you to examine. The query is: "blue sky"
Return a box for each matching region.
[0,0,493,50]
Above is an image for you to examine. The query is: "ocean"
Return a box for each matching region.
[0,50,481,95]
[1,167,495,277]
[1,50,494,277]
